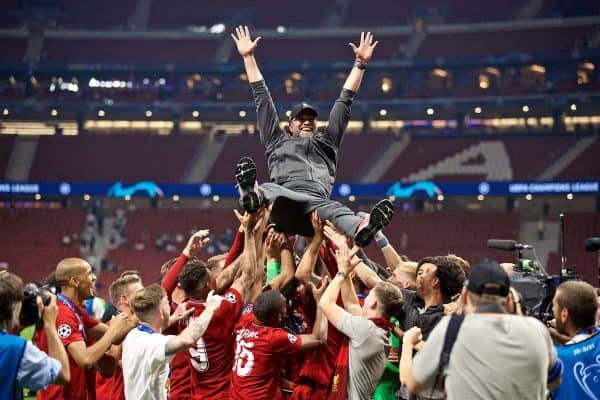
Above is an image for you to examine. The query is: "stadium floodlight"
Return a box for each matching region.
[98,110,105,117]
[437,194,445,201]
[379,109,388,117]
[522,105,530,113]
[426,108,434,115]
[83,194,91,201]
[51,109,58,117]
[212,195,220,202]
[570,104,577,111]
[209,23,225,34]
[2,108,8,116]
[192,110,199,118]
[145,110,153,118]
[477,194,485,201]
[276,26,287,33]
[566,193,574,200]
[239,110,247,118]
[348,195,356,202]
[474,107,482,114]
[525,194,532,201]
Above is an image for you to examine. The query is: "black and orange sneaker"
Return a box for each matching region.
[235,156,261,214]
[354,199,394,247]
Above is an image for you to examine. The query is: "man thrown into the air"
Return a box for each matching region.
[231,26,393,247]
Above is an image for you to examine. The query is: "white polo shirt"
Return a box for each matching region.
[122,326,175,400]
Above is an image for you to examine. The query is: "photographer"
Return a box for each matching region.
[0,272,70,399]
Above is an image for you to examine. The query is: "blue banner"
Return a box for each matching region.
[0,180,598,199]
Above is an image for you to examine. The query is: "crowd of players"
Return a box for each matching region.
[1,203,600,400]
[2,26,600,400]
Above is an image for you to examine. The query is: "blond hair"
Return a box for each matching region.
[109,274,142,304]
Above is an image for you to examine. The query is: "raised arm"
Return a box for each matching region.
[231,25,281,146]
[230,209,259,303]
[267,233,296,292]
[326,32,378,147]
[318,242,361,329]
[165,291,224,356]
[299,277,329,350]
[295,212,325,285]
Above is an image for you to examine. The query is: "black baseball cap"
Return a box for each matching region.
[466,259,510,296]
[289,102,318,121]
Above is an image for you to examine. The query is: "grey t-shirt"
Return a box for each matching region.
[338,311,391,400]
[412,314,557,400]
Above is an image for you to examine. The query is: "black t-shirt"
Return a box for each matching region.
[397,289,445,341]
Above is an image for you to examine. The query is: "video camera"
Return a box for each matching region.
[20,283,55,327]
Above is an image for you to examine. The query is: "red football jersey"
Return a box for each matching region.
[229,313,303,400]
[166,303,191,400]
[35,296,99,400]
[95,319,124,400]
[178,288,243,400]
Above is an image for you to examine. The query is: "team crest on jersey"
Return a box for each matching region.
[57,324,72,338]
[242,303,253,315]
[225,292,237,304]
[287,333,298,344]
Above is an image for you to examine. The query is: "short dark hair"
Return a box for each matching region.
[119,270,140,279]
[178,257,209,295]
[418,256,466,302]
[254,290,285,325]
[0,272,24,324]
[556,281,597,330]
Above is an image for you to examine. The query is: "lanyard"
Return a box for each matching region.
[57,293,87,341]
[137,324,155,334]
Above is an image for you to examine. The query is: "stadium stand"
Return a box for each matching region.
[41,38,220,65]
[547,212,600,285]
[149,0,332,29]
[416,26,594,60]
[0,208,84,284]
[55,0,138,29]
[555,136,600,180]
[29,134,200,182]
[0,135,16,177]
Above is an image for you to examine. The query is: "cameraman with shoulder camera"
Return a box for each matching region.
[0,271,70,399]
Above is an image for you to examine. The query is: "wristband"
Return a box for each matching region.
[336,271,347,279]
[354,61,366,70]
[376,234,389,249]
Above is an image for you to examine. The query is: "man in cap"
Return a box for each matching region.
[231,26,393,247]
[400,260,562,400]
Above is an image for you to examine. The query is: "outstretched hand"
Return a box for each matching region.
[349,32,378,64]
[231,25,262,57]
[183,229,210,257]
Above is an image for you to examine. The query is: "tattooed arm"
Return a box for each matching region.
[164,291,224,356]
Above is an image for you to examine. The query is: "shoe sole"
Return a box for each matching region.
[235,157,260,214]
[354,199,394,247]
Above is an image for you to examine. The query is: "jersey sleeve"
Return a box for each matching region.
[208,288,244,336]
[272,328,303,356]
[55,309,85,347]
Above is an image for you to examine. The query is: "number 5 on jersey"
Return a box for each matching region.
[233,338,255,376]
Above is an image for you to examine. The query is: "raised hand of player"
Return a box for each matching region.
[349,32,378,64]
[231,25,262,57]
[333,241,361,275]
[183,229,210,257]
[234,209,259,233]
[205,290,224,311]
[308,276,329,302]
[310,211,324,243]
[323,220,351,249]
[168,301,195,327]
